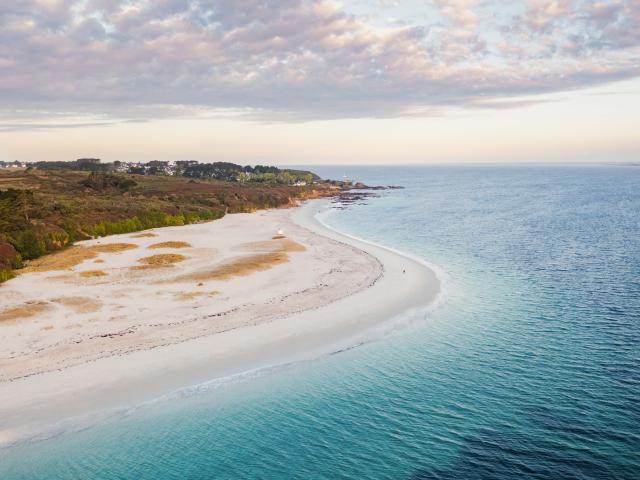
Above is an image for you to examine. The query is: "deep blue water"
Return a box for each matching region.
[1,165,639,479]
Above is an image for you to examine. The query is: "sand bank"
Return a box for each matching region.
[0,200,440,446]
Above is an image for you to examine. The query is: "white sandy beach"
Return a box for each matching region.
[0,200,440,447]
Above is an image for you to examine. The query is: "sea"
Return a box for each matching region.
[1,164,639,479]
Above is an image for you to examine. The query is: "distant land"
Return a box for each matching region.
[0,158,323,184]
[0,159,349,282]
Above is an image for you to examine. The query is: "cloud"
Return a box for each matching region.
[434,0,479,28]
[0,0,638,123]
[525,0,572,32]
[0,119,146,132]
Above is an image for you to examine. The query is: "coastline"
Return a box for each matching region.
[0,199,440,448]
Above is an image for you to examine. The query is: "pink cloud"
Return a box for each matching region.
[0,0,638,122]
[434,0,479,28]
[526,0,573,32]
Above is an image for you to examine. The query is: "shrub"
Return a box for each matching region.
[82,172,137,192]
[0,269,14,283]
[11,230,47,260]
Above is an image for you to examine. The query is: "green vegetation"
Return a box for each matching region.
[86,210,224,237]
[0,269,15,282]
[19,158,322,185]
[82,171,137,192]
[182,162,318,184]
[0,168,334,281]
[32,158,107,172]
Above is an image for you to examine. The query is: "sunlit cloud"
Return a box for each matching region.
[0,0,638,125]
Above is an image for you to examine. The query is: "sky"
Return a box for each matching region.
[0,0,639,164]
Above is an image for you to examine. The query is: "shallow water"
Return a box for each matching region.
[1,165,639,479]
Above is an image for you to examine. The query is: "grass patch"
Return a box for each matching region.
[0,302,51,323]
[174,291,220,301]
[241,238,306,253]
[130,232,159,238]
[170,252,289,283]
[148,241,192,249]
[80,270,108,277]
[53,296,102,313]
[139,253,188,266]
[90,243,138,253]
[21,243,137,273]
[22,246,97,272]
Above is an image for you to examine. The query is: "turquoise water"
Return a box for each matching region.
[2,165,639,479]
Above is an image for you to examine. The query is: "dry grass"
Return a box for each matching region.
[48,274,74,282]
[169,252,289,283]
[52,296,102,314]
[22,246,98,273]
[90,243,138,253]
[170,240,298,282]
[241,238,306,253]
[275,238,306,252]
[80,270,108,277]
[174,291,220,301]
[130,232,159,238]
[148,241,192,249]
[0,302,51,323]
[138,253,188,266]
[21,243,138,273]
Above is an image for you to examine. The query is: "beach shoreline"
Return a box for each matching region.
[0,199,440,448]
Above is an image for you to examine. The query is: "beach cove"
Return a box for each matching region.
[0,199,441,447]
